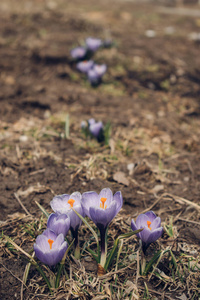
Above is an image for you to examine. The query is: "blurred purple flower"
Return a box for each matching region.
[70,46,87,60]
[34,229,68,266]
[76,60,94,73]
[88,118,96,125]
[50,192,84,232]
[47,213,70,237]
[85,37,103,52]
[82,188,123,229]
[131,211,163,253]
[87,64,107,85]
[89,120,103,138]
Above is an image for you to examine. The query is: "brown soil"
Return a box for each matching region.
[0,0,200,299]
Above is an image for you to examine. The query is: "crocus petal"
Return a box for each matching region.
[52,234,65,249]
[146,227,163,245]
[34,244,50,265]
[42,228,57,241]
[89,201,117,228]
[49,242,68,265]
[70,47,86,59]
[50,194,70,214]
[35,235,50,252]
[85,37,102,51]
[151,217,161,230]
[89,122,103,138]
[131,219,137,232]
[145,211,157,222]
[93,64,107,76]
[82,191,99,218]
[131,219,140,238]
[139,227,151,243]
[135,214,149,229]
[46,213,55,229]
[99,188,113,206]
[67,205,84,231]
[88,118,96,125]
[76,60,94,73]
[70,191,82,205]
[87,69,100,84]
[113,191,123,214]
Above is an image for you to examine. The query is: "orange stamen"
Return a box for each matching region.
[48,239,54,250]
[147,221,152,230]
[68,198,75,208]
[100,197,107,209]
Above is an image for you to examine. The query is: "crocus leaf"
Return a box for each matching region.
[115,239,123,272]
[87,247,99,263]
[4,235,52,291]
[104,229,143,272]
[35,201,49,218]
[55,239,74,288]
[143,250,162,275]
[104,121,111,145]
[118,228,144,240]
[104,238,119,271]
[72,208,100,261]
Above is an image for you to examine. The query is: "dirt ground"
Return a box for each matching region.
[0,0,200,299]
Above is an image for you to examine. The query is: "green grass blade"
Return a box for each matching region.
[143,250,162,275]
[35,201,49,218]
[65,114,70,139]
[55,239,74,288]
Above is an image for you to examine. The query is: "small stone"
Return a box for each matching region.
[145,30,156,38]
[19,135,28,142]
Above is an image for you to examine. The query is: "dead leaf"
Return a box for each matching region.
[113,171,129,186]
[150,184,164,194]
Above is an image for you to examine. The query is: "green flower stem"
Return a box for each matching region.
[70,227,80,259]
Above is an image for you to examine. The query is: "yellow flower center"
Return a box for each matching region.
[68,198,75,208]
[147,221,152,230]
[48,239,54,250]
[100,197,107,209]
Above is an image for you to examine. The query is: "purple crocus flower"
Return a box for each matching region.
[34,229,68,266]
[50,192,84,259]
[50,192,84,232]
[82,188,123,267]
[76,60,94,73]
[131,211,163,254]
[85,37,103,52]
[47,213,70,237]
[89,120,103,139]
[70,46,87,60]
[87,64,107,85]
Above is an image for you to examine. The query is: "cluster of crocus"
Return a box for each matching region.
[34,188,122,268]
[34,192,84,266]
[34,187,163,277]
[70,37,110,86]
